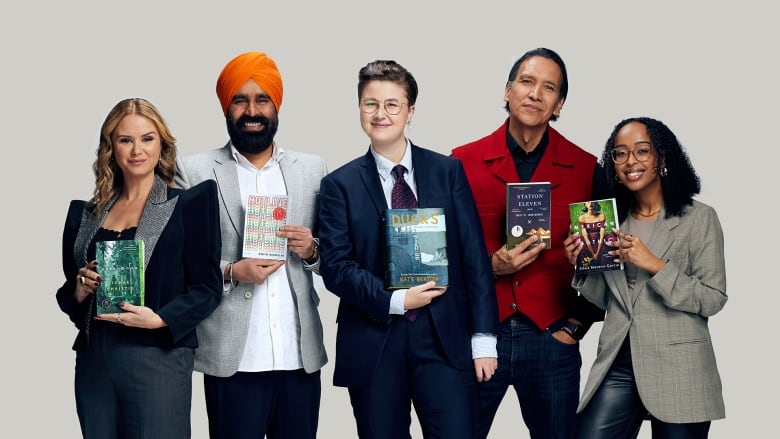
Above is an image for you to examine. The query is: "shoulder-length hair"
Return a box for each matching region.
[91,98,177,214]
[598,116,700,219]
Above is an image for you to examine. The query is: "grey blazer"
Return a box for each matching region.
[175,143,328,376]
[574,200,727,423]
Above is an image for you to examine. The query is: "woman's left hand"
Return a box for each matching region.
[94,302,166,329]
[610,229,666,275]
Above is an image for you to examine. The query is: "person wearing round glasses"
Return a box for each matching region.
[565,117,727,438]
[318,59,499,438]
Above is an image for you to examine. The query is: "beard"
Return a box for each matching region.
[226,114,279,155]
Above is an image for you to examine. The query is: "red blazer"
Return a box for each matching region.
[452,120,596,329]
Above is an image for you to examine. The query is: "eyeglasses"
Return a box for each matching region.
[360,99,407,115]
[610,143,653,164]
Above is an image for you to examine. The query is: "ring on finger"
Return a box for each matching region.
[79,275,86,285]
[116,314,122,324]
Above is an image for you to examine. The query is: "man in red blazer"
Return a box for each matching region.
[451,48,604,439]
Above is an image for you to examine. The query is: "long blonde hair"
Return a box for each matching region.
[91,98,177,214]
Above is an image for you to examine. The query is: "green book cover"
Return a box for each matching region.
[95,239,145,314]
[384,208,448,289]
[568,198,623,273]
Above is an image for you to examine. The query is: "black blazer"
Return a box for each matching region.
[319,144,499,388]
[56,178,222,349]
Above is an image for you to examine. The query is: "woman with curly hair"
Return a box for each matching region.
[565,117,727,438]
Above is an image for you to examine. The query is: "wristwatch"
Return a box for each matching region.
[558,320,585,341]
[303,238,320,265]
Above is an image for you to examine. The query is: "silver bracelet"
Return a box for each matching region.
[228,261,237,287]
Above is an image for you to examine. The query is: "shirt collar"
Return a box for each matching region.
[229,142,285,170]
[506,128,548,159]
[370,139,413,182]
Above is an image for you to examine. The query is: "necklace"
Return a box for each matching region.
[634,208,660,218]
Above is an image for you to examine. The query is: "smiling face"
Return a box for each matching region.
[359,80,414,151]
[504,56,565,129]
[613,121,662,196]
[111,114,161,182]
[226,79,279,155]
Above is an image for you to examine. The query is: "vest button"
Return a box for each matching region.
[510,303,517,310]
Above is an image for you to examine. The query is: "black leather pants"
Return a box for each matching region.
[576,338,711,439]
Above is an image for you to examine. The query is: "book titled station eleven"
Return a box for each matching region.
[242,194,289,260]
[506,182,551,250]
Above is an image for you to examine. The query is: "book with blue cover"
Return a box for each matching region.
[384,208,448,289]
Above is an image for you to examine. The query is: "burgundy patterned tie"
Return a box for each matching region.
[391,165,420,321]
[391,165,418,209]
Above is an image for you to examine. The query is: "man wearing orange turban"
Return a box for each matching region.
[216,51,284,115]
[176,51,328,439]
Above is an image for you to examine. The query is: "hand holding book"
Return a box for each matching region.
[608,229,666,276]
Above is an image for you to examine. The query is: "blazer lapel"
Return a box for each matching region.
[279,152,303,225]
[74,176,178,270]
[135,176,178,269]
[358,150,388,216]
[212,146,245,240]
[628,210,677,306]
[604,269,632,313]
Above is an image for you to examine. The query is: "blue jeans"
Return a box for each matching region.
[476,314,581,439]
[576,339,711,439]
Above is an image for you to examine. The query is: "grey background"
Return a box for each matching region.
[2,1,773,437]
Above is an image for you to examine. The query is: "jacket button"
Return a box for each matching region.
[514,280,521,286]
[244,291,253,299]
[510,303,517,310]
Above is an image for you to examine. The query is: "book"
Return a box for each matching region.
[569,198,623,273]
[95,239,144,314]
[384,208,448,289]
[242,194,289,260]
[506,182,551,250]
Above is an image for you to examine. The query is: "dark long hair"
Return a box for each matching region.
[599,117,700,220]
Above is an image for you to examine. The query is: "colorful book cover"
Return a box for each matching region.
[95,239,144,314]
[569,198,623,273]
[243,194,289,260]
[384,208,448,289]
[506,182,551,250]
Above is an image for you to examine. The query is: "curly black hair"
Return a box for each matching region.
[598,117,701,220]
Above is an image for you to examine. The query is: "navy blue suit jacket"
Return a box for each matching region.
[319,144,499,388]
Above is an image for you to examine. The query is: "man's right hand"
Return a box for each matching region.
[404,281,446,310]
[492,235,545,276]
[230,258,285,285]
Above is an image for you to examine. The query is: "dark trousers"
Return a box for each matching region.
[347,308,477,439]
[576,339,711,439]
[476,314,581,439]
[75,324,194,439]
[203,368,321,439]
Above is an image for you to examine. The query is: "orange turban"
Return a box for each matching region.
[216,52,283,115]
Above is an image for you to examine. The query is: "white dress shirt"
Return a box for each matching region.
[232,143,303,371]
